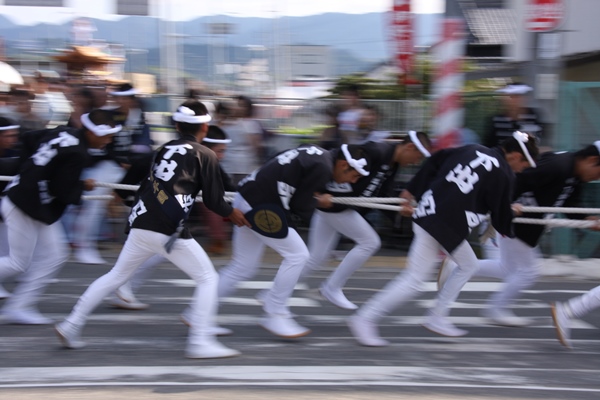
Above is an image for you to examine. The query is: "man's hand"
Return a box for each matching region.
[229,208,251,228]
[399,189,415,217]
[585,216,600,231]
[511,203,524,216]
[314,193,333,209]
[83,178,96,191]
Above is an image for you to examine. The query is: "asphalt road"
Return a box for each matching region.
[2,246,600,400]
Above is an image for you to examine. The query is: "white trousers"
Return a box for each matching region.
[358,224,480,322]
[0,197,69,311]
[218,194,309,316]
[65,228,219,346]
[302,209,381,289]
[475,235,541,310]
[70,160,125,248]
[566,285,600,319]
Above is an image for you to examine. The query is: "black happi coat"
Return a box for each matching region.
[319,141,398,214]
[237,144,334,223]
[406,144,516,253]
[514,151,583,247]
[128,134,232,238]
[6,126,90,224]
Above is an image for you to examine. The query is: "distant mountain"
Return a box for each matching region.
[0,15,18,30]
[0,13,441,80]
[0,13,442,60]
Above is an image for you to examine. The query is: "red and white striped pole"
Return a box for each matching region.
[390,0,413,84]
[432,18,465,149]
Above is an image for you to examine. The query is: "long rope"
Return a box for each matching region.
[2,175,600,228]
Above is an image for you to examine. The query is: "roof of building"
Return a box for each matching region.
[447,0,517,46]
[465,8,517,45]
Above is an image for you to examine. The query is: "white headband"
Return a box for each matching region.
[203,137,231,144]
[496,84,533,95]
[594,141,600,155]
[408,130,431,158]
[109,88,138,96]
[513,131,536,168]
[172,106,212,124]
[81,113,122,136]
[341,144,369,176]
[0,125,19,131]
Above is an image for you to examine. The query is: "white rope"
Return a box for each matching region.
[2,175,600,227]
[331,197,407,205]
[520,206,600,214]
[513,217,600,229]
[81,195,117,200]
[94,181,139,191]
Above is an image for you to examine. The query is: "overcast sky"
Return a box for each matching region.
[0,0,445,25]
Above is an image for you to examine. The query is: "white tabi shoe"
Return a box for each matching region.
[0,284,11,299]
[55,321,86,349]
[259,314,311,338]
[551,302,572,349]
[422,314,468,337]
[185,341,241,359]
[319,284,358,310]
[2,308,53,325]
[179,309,233,336]
[74,247,107,265]
[347,314,389,347]
[109,296,150,311]
[482,308,532,327]
[110,286,150,310]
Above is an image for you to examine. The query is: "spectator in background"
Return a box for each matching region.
[90,84,108,109]
[109,83,153,157]
[0,117,19,158]
[66,87,96,129]
[212,101,231,127]
[360,105,391,143]
[337,84,364,144]
[483,83,543,148]
[457,127,481,146]
[319,103,346,150]
[29,73,50,121]
[0,89,45,134]
[220,95,263,184]
[43,74,73,127]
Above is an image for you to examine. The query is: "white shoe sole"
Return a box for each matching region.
[54,325,85,349]
[109,297,150,311]
[551,303,572,349]
[421,322,468,337]
[179,315,234,336]
[185,349,241,359]
[346,317,389,347]
[259,323,311,339]
[485,317,531,327]
[319,286,358,311]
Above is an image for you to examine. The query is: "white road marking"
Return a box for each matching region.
[2,366,600,393]
[151,279,308,290]
[17,312,595,330]
[220,296,319,307]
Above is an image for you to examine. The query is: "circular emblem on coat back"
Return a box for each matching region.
[254,209,283,234]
